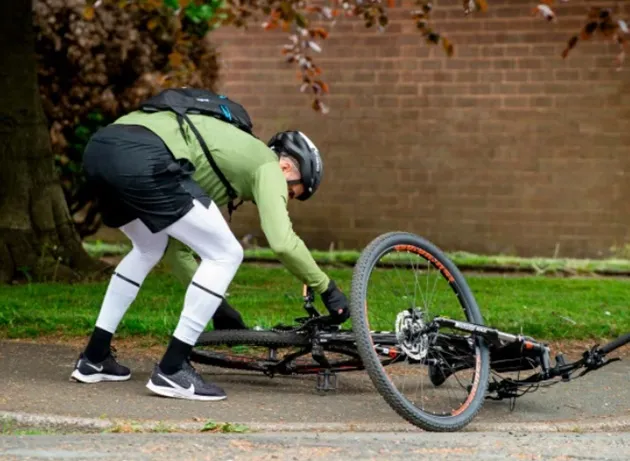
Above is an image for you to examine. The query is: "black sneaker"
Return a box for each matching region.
[70,351,131,384]
[146,362,226,401]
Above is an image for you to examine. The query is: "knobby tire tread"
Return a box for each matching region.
[195,329,310,348]
[350,231,490,432]
[192,330,362,373]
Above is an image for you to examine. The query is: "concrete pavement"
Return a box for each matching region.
[1,340,629,433]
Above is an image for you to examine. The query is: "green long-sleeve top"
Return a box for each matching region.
[114,111,330,294]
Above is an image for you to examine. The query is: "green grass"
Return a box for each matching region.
[2,263,629,341]
[84,241,630,275]
[0,418,60,436]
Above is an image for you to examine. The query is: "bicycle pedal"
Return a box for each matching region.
[316,370,338,393]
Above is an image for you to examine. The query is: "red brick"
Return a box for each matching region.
[531,45,558,56]
[517,57,543,69]
[482,71,504,83]
[518,83,545,94]
[376,72,401,84]
[401,96,430,108]
[485,20,534,32]
[399,60,419,71]
[389,84,418,95]
[469,84,493,95]
[376,47,402,58]
[504,70,529,82]
[470,60,493,70]
[505,45,533,57]
[455,71,480,83]
[422,60,445,70]
[401,46,432,58]
[422,84,470,96]
[455,96,502,108]
[482,46,506,57]
[502,96,530,108]
[354,95,376,108]
[433,71,454,83]
[491,83,519,94]
[425,96,454,108]
[530,69,554,81]
[444,59,468,70]
[554,69,581,81]
[216,5,630,259]
[455,46,481,58]
[529,96,554,107]
[376,96,400,108]
[493,59,517,70]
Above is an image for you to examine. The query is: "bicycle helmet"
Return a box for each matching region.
[267,130,323,201]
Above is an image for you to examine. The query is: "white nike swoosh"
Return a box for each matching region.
[158,373,195,394]
[86,362,104,372]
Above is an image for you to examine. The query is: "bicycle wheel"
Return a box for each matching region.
[350,232,490,432]
[192,329,364,375]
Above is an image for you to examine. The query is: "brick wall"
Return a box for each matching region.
[211,0,630,258]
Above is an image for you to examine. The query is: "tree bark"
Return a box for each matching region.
[0,0,108,283]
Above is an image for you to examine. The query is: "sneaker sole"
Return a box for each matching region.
[146,380,227,401]
[70,369,131,384]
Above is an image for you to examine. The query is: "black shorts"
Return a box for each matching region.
[83,124,210,233]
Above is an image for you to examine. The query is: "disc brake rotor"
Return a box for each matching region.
[395,309,429,360]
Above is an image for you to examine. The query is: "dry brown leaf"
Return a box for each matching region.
[168,51,183,67]
[147,17,160,31]
[83,6,95,21]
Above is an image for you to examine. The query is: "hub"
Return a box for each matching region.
[395,309,429,361]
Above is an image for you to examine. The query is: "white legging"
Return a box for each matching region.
[95,200,244,345]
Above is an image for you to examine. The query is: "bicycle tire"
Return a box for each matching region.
[350,231,490,432]
[192,329,364,374]
[195,329,310,348]
[598,332,630,355]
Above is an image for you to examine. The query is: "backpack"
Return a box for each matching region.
[139,88,255,218]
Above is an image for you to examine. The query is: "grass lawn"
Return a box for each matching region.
[1,263,629,342]
[85,241,630,276]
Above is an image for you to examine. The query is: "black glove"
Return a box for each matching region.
[320,280,350,323]
[213,299,248,330]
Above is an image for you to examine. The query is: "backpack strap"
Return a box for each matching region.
[180,113,242,221]
[140,89,248,220]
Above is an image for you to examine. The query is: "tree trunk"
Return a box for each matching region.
[0,0,108,283]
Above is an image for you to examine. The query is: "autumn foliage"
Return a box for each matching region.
[34,0,221,237]
[31,0,629,239]
[264,0,628,113]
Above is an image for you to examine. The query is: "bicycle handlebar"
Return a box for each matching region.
[598,332,630,355]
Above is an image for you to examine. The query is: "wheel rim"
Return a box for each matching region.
[358,241,484,420]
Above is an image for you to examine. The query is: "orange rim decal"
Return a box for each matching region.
[451,347,482,416]
[393,245,455,283]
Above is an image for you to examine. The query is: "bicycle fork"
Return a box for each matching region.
[430,317,557,378]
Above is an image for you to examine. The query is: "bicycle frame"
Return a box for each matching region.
[295,287,630,397]
[194,285,629,398]
[192,231,630,432]
[425,317,630,399]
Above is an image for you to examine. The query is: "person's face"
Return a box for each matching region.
[279,157,304,200]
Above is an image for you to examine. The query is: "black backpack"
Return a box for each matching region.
[139,88,255,218]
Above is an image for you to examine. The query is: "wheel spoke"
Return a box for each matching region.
[350,232,490,432]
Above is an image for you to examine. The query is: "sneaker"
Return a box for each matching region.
[146,362,226,401]
[70,350,131,384]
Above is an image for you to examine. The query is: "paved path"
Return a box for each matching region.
[1,340,630,432]
[2,432,630,460]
